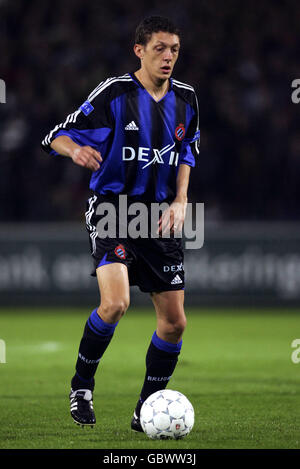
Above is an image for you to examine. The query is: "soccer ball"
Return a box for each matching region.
[140,389,194,440]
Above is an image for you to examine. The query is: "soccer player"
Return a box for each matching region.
[41,16,200,431]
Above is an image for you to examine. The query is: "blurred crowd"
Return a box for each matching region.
[0,0,299,222]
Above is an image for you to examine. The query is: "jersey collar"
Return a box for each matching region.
[129,72,173,91]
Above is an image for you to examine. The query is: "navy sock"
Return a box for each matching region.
[71,308,118,391]
[134,331,182,418]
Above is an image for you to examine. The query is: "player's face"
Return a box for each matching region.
[140,32,180,81]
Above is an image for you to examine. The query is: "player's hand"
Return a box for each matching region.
[157,197,187,236]
[71,146,102,171]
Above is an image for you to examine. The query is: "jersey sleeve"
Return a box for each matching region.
[41,81,114,156]
[178,92,200,167]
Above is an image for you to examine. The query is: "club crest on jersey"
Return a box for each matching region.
[114,244,126,260]
[175,123,185,141]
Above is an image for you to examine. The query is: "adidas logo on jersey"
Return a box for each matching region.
[125,121,139,130]
[171,275,182,285]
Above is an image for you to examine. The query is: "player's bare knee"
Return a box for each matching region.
[167,309,186,334]
[161,316,186,340]
[97,298,129,323]
[172,317,187,337]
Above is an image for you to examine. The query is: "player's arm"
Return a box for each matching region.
[159,91,200,234]
[174,163,191,204]
[158,163,190,235]
[50,135,102,171]
[42,81,114,170]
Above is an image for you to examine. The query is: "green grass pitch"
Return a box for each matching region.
[0,307,299,449]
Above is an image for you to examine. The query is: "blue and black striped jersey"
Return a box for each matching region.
[42,72,200,203]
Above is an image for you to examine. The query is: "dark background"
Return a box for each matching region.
[1,0,299,222]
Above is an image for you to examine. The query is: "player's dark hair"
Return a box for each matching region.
[135,16,180,46]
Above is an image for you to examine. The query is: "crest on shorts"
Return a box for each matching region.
[175,123,185,141]
[114,244,126,260]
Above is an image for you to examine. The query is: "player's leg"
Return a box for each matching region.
[70,263,130,426]
[132,290,186,431]
[72,262,130,389]
[153,289,186,344]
